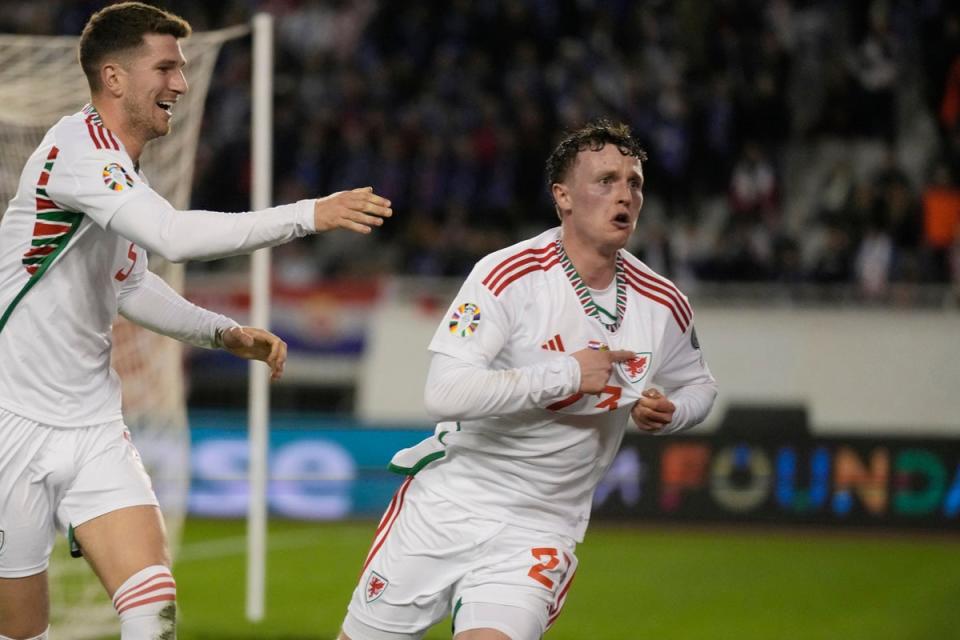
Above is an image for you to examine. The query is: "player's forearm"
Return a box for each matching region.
[107,189,316,262]
[656,381,718,435]
[118,271,237,348]
[423,352,580,421]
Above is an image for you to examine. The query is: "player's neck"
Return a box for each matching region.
[561,233,617,289]
[90,97,146,164]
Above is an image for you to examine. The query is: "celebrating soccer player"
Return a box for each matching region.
[0,3,392,639]
[339,120,717,640]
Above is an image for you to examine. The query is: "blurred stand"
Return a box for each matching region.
[4,1,960,421]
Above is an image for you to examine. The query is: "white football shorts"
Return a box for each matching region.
[0,407,158,577]
[343,477,579,639]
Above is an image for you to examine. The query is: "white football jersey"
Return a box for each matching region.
[0,106,150,426]
[409,227,715,541]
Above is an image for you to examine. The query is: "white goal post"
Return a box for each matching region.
[0,19,262,637]
[247,11,274,624]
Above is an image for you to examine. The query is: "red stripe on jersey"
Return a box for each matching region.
[37,148,59,187]
[33,222,70,236]
[83,116,118,150]
[360,476,413,576]
[482,244,556,288]
[491,255,561,296]
[622,271,688,332]
[24,246,56,258]
[106,129,120,150]
[35,197,59,211]
[96,126,112,150]
[622,260,692,323]
[26,265,38,275]
[485,249,559,294]
[554,334,565,351]
[85,118,102,149]
[547,392,584,411]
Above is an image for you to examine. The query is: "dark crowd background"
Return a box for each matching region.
[4,0,960,304]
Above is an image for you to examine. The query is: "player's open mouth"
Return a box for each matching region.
[612,213,631,228]
[156,101,174,115]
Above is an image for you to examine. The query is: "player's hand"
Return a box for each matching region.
[220,326,287,381]
[631,388,675,432]
[571,348,635,394]
[313,186,392,234]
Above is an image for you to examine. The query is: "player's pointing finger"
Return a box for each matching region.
[608,350,636,362]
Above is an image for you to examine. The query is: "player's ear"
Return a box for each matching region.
[100,61,125,98]
[552,182,571,212]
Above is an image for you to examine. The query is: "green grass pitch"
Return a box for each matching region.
[161,518,960,640]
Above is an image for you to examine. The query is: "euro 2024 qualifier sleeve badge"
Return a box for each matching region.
[103,162,134,191]
[449,302,480,337]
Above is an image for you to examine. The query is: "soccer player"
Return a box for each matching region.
[339,120,717,640]
[0,3,392,639]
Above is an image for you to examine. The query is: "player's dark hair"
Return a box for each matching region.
[79,2,191,92]
[545,119,647,188]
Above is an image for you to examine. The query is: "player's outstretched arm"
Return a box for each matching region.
[219,326,287,381]
[313,187,392,234]
[102,186,393,263]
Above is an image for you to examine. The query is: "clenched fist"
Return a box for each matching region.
[632,388,675,432]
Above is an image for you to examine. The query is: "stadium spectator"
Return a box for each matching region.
[847,3,900,141]
[854,217,894,300]
[3,0,956,294]
[922,162,960,282]
[728,141,779,221]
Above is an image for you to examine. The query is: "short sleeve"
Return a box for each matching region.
[428,264,513,367]
[45,149,146,229]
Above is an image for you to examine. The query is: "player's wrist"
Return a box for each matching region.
[213,321,240,349]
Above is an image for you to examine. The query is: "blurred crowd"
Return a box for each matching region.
[4,0,960,302]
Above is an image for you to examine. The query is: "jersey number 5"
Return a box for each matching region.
[115,242,137,282]
[528,547,559,589]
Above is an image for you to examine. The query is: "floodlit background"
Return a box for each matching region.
[3,1,959,638]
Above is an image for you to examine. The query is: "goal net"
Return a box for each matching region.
[0,24,248,638]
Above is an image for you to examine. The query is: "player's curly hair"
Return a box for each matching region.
[79,2,191,92]
[545,119,647,188]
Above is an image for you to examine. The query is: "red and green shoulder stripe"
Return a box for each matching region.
[21,145,82,275]
[0,144,84,333]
